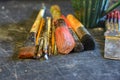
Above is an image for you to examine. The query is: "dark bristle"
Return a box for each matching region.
[81,34,95,50]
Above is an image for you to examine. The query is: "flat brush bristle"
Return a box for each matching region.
[81,34,95,50]
[18,46,35,59]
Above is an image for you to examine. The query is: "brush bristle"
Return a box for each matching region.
[81,34,95,50]
[18,46,35,59]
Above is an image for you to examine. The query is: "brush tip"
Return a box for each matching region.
[44,54,48,60]
[81,34,95,50]
[18,46,35,59]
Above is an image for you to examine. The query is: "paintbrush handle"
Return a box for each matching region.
[30,4,46,33]
[47,17,51,43]
[51,24,55,54]
[36,18,45,45]
[28,4,46,45]
[67,14,95,50]
[50,5,61,20]
[36,38,44,58]
[47,17,52,55]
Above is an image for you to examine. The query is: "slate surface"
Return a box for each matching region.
[0,0,120,80]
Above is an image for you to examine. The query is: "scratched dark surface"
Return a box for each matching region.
[0,0,120,80]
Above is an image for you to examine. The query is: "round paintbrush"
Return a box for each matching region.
[67,14,95,50]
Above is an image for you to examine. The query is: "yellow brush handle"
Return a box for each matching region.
[47,17,51,43]
[30,5,46,33]
[51,25,55,54]
[50,5,61,20]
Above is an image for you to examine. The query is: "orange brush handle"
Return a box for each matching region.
[67,14,84,31]
[36,18,45,45]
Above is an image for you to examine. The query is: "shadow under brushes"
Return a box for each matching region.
[0,10,39,61]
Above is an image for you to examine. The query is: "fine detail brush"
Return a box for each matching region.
[18,4,46,59]
[51,23,57,55]
[47,17,52,56]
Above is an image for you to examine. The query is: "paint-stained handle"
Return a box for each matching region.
[67,14,90,39]
[30,4,46,33]
[36,18,45,45]
[47,17,52,43]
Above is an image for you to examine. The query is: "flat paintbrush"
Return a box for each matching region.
[18,4,46,59]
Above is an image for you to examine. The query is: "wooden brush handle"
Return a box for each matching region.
[47,17,51,42]
[36,18,45,45]
[67,14,84,29]
[42,17,52,56]
[50,5,61,21]
[30,5,46,33]
[67,14,90,38]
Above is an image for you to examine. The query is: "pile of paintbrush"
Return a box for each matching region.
[18,4,95,60]
[18,4,48,59]
[105,10,120,32]
[18,5,58,60]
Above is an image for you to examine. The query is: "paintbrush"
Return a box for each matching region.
[51,22,57,55]
[47,17,52,56]
[67,14,95,50]
[18,4,46,59]
[42,17,52,60]
[50,5,75,54]
[34,18,45,59]
[61,15,84,52]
